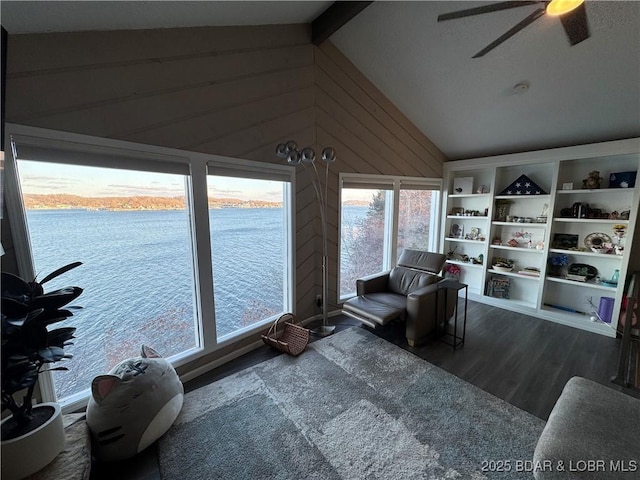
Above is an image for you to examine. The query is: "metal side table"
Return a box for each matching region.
[437,278,468,350]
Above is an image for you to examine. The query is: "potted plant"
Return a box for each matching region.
[444,263,461,280]
[1,262,83,480]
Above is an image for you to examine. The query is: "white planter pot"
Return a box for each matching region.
[1,402,65,480]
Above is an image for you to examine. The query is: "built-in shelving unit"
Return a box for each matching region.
[441,138,640,336]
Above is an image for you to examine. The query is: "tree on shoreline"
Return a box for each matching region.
[340,190,433,296]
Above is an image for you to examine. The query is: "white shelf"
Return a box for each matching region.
[545,276,618,292]
[548,248,624,260]
[448,193,491,198]
[489,245,545,253]
[553,218,629,224]
[482,296,537,310]
[447,215,489,220]
[446,260,483,269]
[444,238,486,244]
[442,138,639,337]
[556,188,631,195]
[492,221,547,227]
[494,194,551,200]
[487,269,541,280]
[539,306,616,336]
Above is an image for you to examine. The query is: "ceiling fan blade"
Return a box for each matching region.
[473,7,546,58]
[438,1,541,22]
[559,3,590,45]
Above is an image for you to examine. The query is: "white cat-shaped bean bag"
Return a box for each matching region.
[86,346,184,462]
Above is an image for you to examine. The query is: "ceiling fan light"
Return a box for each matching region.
[546,0,584,16]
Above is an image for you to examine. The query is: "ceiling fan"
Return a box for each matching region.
[437,0,590,58]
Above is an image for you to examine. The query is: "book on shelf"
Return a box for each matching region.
[566,273,587,282]
[486,275,510,298]
[517,267,540,277]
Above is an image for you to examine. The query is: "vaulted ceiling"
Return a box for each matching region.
[331,1,640,160]
[2,1,639,160]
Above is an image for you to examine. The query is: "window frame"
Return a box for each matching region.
[338,172,442,302]
[206,161,295,342]
[4,124,295,412]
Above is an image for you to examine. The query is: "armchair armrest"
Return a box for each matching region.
[406,282,440,317]
[356,271,391,295]
[405,278,455,347]
[407,282,440,301]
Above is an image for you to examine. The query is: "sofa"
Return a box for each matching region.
[533,376,640,479]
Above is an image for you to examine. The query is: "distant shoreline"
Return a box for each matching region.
[23,194,370,211]
[22,193,282,211]
[25,207,283,212]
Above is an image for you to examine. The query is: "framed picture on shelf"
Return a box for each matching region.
[449,223,464,239]
[450,207,465,216]
[466,227,480,240]
[453,177,473,194]
[552,233,579,249]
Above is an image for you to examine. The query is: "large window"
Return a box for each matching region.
[14,160,198,401]
[397,189,437,257]
[207,174,291,340]
[339,175,441,299]
[340,188,392,297]
[6,127,294,407]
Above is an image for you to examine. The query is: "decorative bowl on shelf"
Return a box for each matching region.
[493,265,513,272]
[591,246,612,254]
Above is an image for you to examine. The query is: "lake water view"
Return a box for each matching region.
[25,206,368,399]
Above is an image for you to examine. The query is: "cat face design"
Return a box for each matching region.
[86,345,184,462]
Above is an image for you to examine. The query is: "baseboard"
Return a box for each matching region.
[179,339,266,384]
[179,309,343,384]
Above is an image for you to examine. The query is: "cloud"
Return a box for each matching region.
[104,183,185,196]
[263,190,283,202]
[21,176,79,191]
[208,188,243,198]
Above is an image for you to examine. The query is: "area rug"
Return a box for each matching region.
[158,327,544,479]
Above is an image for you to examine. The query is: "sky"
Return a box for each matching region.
[17,160,373,203]
[18,160,284,202]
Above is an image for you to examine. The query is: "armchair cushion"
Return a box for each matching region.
[366,292,408,311]
[341,295,404,326]
[397,249,446,274]
[388,267,439,296]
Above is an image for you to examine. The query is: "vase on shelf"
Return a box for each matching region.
[610,269,620,285]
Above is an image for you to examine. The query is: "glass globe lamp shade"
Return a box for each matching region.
[301,147,316,163]
[287,150,301,165]
[321,147,336,163]
[285,140,298,153]
[275,143,288,159]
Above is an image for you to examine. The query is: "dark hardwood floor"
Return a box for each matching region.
[370,300,639,419]
[91,300,639,479]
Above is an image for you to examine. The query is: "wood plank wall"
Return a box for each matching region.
[3,24,445,374]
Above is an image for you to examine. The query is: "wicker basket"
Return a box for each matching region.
[261,313,310,356]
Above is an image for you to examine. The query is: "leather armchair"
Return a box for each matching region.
[342,250,457,347]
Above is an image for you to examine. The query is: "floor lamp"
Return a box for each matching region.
[276,140,336,336]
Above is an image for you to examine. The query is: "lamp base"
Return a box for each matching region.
[311,325,336,337]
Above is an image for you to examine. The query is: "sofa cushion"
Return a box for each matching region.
[533,376,640,479]
[388,267,438,296]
